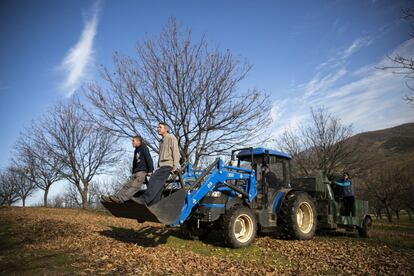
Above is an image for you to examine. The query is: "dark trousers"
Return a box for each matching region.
[141,166,172,205]
[115,171,146,202]
[343,196,355,216]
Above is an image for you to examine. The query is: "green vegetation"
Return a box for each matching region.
[367,217,414,250]
[165,234,289,265]
[318,217,414,251]
[0,223,75,275]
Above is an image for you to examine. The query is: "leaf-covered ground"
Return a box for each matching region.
[0,207,413,275]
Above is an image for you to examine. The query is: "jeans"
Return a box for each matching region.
[343,196,355,216]
[141,166,172,205]
[115,171,146,202]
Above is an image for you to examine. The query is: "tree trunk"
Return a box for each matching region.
[194,154,200,168]
[395,209,400,220]
[22,198,26,207]
[44,188,49,207]
[79,190,87,209]
[80,182,89,209]
[375,208,381,220]
[385,206,393,223]
[407,210,412,220]
[376,208,382,220]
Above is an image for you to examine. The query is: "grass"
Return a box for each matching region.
[102,224,290,265]
[0,223,75,275]
[365,217,414,251]
[318,216,414,251]
[165,234,289,265]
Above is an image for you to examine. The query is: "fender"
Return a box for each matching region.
[225,196,244,210]
[271,188,297,215]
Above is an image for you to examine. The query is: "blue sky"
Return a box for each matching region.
[1,0,413,204]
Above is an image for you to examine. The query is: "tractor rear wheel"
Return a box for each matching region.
[223,206,257,248]
[279,192,317,240]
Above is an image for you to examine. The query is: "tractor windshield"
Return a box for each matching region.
[238,155,290,188]
[237,156,264,182]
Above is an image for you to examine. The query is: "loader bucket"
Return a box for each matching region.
[148,189,186,225]
[101,200,160,223]
[101,189,186,225]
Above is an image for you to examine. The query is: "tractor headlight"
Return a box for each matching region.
[207,191,222,197]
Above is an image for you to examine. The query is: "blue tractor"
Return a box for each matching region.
[102,147,370,248]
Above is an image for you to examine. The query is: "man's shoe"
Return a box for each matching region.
[100,195,111,202]
[109,196,123,204]
[131,196,146,205]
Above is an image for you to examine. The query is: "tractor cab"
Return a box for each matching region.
[234,147,292,192]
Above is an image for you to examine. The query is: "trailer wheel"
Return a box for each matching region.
[357,216,372,238]
[279,192,316,240]
[223,206,257,248]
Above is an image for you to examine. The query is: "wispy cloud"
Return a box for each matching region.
[316,36,374,72]
[341,37,373,60]
[58,1,100,97]
[271,38,414,139]
[304,68,347,98]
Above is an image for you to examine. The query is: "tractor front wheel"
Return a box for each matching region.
[223,206,257,248]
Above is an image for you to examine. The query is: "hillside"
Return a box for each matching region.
[348,122,414,171]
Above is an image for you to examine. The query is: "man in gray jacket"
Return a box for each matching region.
[133,122,180,205]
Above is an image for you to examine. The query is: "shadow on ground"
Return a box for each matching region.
[99,226,180,247]
[99,225,227,247]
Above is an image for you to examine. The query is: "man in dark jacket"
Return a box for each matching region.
[102,135,154,203]
[333,172,355,216]
[132,122,180,206]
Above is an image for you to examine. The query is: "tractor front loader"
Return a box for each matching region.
[102,147,370,248]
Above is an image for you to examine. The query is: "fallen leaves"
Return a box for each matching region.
[0,207,413,275]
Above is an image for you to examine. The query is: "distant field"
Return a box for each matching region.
[0,207,413,275]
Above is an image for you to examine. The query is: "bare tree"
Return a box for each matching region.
[0,169,20,206]
[88,180,117,209]
[50,194,65,208]
[380,8,414,104]
[278,107,357,177]
[361,166,409,223]
[13,139,62,207]
[85,18,271,166]
[401,179,414,219]
[6,166,37,207]
[30,100,121,209]
[63,183,82,208]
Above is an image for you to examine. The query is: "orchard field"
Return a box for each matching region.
[1,207,413,275]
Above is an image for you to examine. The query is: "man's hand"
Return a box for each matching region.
[170,168,179,178]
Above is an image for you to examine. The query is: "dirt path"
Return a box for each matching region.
[1,207,413,275]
